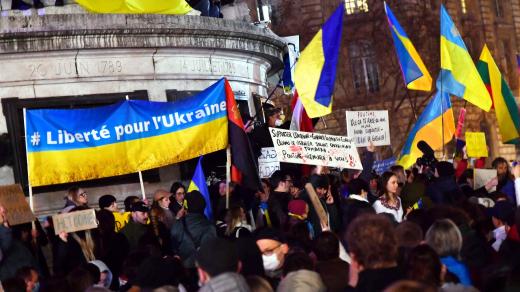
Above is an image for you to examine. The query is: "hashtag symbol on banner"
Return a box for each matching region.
[30,132,40,146]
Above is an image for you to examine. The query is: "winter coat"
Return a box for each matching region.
[0,226,37,281]
[426,176,465,205]
[315,258,349,292]
[199,272,250,292]
[344,266,403,292]
[170,213,216,268]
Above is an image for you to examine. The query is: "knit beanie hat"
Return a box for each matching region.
[186,190,206,214]
[288,200,308,217]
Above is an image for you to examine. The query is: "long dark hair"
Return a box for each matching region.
[378,171,397,199]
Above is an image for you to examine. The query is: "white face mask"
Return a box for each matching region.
[274,119,283,127]
[262,253,280,271]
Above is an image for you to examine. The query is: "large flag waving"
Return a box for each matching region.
[293,3,344,118]
[384,2,432,91]
[439,5,492,111]
[76,0,192,15]
[188,157,212,219]
[477,45,520,144]
[398,90,455,169]
[225,80,262,191]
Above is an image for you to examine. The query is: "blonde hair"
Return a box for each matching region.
[71,230,96,261]
[225,206,244,236]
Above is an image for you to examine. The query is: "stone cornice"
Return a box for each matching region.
[0,14,285,73]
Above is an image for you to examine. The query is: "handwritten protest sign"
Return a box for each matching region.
[0,184,34,226]
[474,169,497,192]
[465,132,488,157]
[346,110,390,147]
[269,128,363,169]
[372,157,397,174]
[258,147,280,178]
[52,209,98,235]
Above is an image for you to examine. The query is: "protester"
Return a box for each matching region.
[255,228,289,287]
[425,219,472,286]
[14,266,39,292]
[151,189,176,230]
[286,199,314,238]
[426,161,465,205]
[171,190,217,269]
[313,232,349,292]
[373,172,407,223]
[489,200,515,251]
[341,178,373,231]
[344,214,402,291]
[490,157,517,204]
[196,237,249,292]
[223,206,252,239]
[255,179,286,229]
[62,187,88,213]
[169,182,187,220]
[300,174,340,234]
[98,195,117,212]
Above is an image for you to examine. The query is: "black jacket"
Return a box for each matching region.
[344,266,403,292]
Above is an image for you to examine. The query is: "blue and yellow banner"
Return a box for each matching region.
[26,80,228,186]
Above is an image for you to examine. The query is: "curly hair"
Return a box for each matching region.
[345,214,398,269]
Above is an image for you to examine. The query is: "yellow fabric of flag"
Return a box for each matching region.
[76,0,192,15]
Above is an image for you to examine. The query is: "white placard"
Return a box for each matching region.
[346,110,390,147]
[474,169,497,192]
[258,147,280,178]
[269,128,363,169]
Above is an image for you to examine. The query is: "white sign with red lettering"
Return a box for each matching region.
[269,128,363,170]
[258,147,280,178]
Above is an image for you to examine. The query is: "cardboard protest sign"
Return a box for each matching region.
[52,209,98,235]
[474,169,497,192]
[0,184,35,226]
[346,110,390,147]
[269,128,363,169]
[465,132,488,157]
[258,147,280,178]
[304,183,329,228]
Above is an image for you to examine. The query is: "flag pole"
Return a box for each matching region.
[125,95,146,201]
[22,108,35,233]
[226,145,231,209]
[125,94,146,201]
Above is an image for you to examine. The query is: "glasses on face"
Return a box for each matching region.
[79,192,87,198]
[262,244,282,256]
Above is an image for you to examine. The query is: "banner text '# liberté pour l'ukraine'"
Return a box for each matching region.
[25,79,230,186]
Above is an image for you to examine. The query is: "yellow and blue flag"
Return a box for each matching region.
[25,79,229,186]
[187,157,212,219]
[384,2,432,91]
[76,0,192,15]
[293,3,344,118]
[398,90,455,169]
[439,4,492,111]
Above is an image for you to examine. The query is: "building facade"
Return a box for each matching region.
[268,0,520,161]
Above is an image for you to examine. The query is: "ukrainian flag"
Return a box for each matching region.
[439,5,492,111]
[293,3,344,118]
[477,45,520,144]
[384,2,432,91]
[398,90,455,169]
[187,157,212,219]
[76,0,192,15]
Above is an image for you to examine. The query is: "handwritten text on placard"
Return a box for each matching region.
[346,110,390,147]
[258,147,280,178]
[269,128,363,169]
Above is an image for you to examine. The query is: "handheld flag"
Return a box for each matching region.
[282,51,295,93]
[187,157,212,219]
[293,3,344,118]
[398,90,455,169]
[76,0,192,15]
[477,45,520,144]
[439,5,491,111]
[225,79,262,191]
[289,91,314,132]
[384,2,432,91]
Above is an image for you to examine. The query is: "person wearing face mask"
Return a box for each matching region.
[254,228,290,287]
[248,105,288,158]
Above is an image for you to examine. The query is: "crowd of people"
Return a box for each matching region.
[0,142,519,292]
